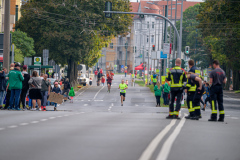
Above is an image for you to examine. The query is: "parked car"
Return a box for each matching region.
[78,74,89,86]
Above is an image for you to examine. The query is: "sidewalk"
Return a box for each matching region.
[223,90,240,99]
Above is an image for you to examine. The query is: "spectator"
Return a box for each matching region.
[94,70,98,79]
[28,71,42,111]
[68,87,75,103]
[20,65,30,110]
[41,74,51,111]
[46,70,49,78]
[62,78,70,96]
[8,63,24,110]
[52,82,61,111]
[0,67,7,109]
[89,77,92,86]
[163,81,170,105]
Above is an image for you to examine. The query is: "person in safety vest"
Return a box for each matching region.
[152,72,157,86]
[166,58,187,119]
[185,59,202,119]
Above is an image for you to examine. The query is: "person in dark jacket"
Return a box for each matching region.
[0,67,7,109]
[62,78,70,96]
[20,65,30,110]
[52,82,61,111]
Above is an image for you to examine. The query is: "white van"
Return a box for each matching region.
[78,64,89,86]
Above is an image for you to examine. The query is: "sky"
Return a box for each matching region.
[130,0,204,2]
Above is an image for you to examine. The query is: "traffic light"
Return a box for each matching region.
[105,2,112,18]
[185,46,190,54]
[152,45,155,51]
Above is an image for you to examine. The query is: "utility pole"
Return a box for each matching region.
[3,0,10,70]
[147,16,152,85]
[173,0,178,60]
[168,0,173,69]
[179,0,184,59]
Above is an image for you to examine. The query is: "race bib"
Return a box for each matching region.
[120,90,124,92]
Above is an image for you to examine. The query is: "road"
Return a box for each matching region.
[0,74,240,160]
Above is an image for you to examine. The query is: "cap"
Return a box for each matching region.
[54,82,58,85]
[15,63,20,67]
[23,65,27,70]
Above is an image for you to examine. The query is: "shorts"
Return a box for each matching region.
[107,82,112,86]
[70,97,73,100]
[120,92,126,97]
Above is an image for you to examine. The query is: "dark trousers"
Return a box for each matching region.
[169,90,182,116]
[155,96,161,106]
[205,97,211,105]
[10,89,22,110]
[4,89,11,109]
[210,85,224,119]
[187,92,195,116]
[163,92,169,105]
[192,88,204,117]
[20,89,28,109]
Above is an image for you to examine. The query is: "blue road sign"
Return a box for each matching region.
[160,50,167,59]
[121,65,124,68]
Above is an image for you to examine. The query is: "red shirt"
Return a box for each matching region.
[94,70,98,75]
[101,77,105,83]
[100,69,103,74]
[107,76,113,83]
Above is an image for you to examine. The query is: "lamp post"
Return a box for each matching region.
[125,42,128,67]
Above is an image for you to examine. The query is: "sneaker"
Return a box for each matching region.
[185,115,192,119]
[190,116,199,120]
[16,108,21,111]
[31,108,36,111]
[121,104,123,106]
[173,115,180,120]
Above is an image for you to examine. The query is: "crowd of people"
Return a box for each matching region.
[0,63,74,111]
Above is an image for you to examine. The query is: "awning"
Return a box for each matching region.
[28,65,53,69]
[135,63,143,70]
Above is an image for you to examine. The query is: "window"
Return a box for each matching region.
[152,22,154,29]
[110,43,113,49]
[147,36,149,43]
[151,35,154,43]
[147,22,149,29]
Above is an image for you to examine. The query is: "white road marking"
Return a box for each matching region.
[225,115,230,117]
[49,117,56,119]
[57,116,62,118]
[138,120,177,160]
[31,121,39,124]
[94,86,105,99]
[80,112,85,113]
[40,119,48,121]
[20,123,29,126]
[8,125,18,129]
[156,114,187,160]
[135,104,139,106]
[0,128,5,130]
[81,100,84,101]
[94,100,103,101]
[84,104,88,106]
[64,115,69,117]
[231,117,239,120]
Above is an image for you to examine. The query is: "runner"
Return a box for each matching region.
[107,73,113,93]
[119,79,128,106]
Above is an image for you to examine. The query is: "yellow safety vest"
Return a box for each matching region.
[166,66,185,88]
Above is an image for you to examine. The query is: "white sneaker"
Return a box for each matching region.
[39,108,42,111]
[31,108,36,111]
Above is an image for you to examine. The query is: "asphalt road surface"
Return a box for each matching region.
[1,74,240,160]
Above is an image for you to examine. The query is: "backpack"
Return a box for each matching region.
[64,82,68,90]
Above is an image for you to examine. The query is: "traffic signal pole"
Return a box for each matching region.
[3,0,10,70]
[103,11,182,60]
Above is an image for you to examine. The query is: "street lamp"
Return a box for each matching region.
[125,42,128,67]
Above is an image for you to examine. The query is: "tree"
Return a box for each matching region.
[16,0,133,84]
[197,0,240,90]
[11,30,36,63]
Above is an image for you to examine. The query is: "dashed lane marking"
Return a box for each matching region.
[8,125,18,129]
[84,104,88,106]
[94,100,103,101]
[57,116,62,118]
[20,123,29,126]
[64,115,69,117]
[0,128,5,130]
[31,121,39,124]
[138,120,177,160]
[49,117,56,119]
[156,114,187,160]
[230,117,239,120]
[40,119,48,122]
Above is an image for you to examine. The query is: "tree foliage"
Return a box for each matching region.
[16,0,133,83]
[11,30,36,63]
[197,0,240,90]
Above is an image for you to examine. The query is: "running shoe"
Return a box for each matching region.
[121,104,123,106]
[16,108,21,111]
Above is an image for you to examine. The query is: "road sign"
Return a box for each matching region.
[34,57,41,66]
[24,57,32,66]
[160,50,167,59]
[125,66,127,69]
[43,49,49,66]
[121,68,124,73]
[121,65,124,68]
[163,43,171,55]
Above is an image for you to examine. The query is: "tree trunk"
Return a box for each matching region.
[67,58,75,85]
[233,69,240,90]
[225,66,230,90]
[73,62,78,86]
